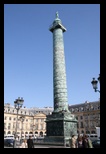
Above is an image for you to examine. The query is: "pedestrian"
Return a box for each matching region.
[83,134,93,148]
[77,135,84,148]
[27,136,34,148]
[13,136,21,148]
[87,136,93,148]
[20,139,28,148]
[70,134,77,148]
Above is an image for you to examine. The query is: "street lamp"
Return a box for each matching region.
[91,74,100,93]
[14,97,24,138]
[19,116,25,139]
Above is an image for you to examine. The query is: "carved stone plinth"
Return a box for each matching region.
[44,111,77,146]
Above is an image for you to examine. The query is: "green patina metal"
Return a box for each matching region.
[56,11,59,19]
[44,12,77,146]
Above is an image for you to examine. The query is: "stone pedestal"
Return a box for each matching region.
[44,111,77,146]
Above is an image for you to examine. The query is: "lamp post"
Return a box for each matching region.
[14,97,24,138]
[91,74,100,93]
[19,116,25,139]
[91,75,100,137]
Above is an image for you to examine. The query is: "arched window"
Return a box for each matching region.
[40,131,43,136]
[35,131,38,135]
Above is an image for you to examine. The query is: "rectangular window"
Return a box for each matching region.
[8,123,11,129]
[81,122,83,128]
[36,119,38,122]
[4,123,6,129]
[26,124,28,129]
[35,125,38,129]
[4,117,7,120]
[17,123,20,129]
[13,123,15,128]
[30,124,33,129]
[8,126,10,129]
[41,119,44,122]
[43,125,45,129]
[41,124,43,130]
[80,116,83,119]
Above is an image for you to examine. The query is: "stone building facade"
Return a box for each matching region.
[4,103,53,137]
[4,100,100,137]
[69,100,100,135]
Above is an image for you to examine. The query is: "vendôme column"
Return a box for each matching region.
[50,12,69,113]
[45,12,77,146]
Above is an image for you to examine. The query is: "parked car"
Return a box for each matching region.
[4,134,14,139]
[4,139,14,147]
[92,139,100,148]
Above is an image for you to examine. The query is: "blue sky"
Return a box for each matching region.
[4,4,100,108]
